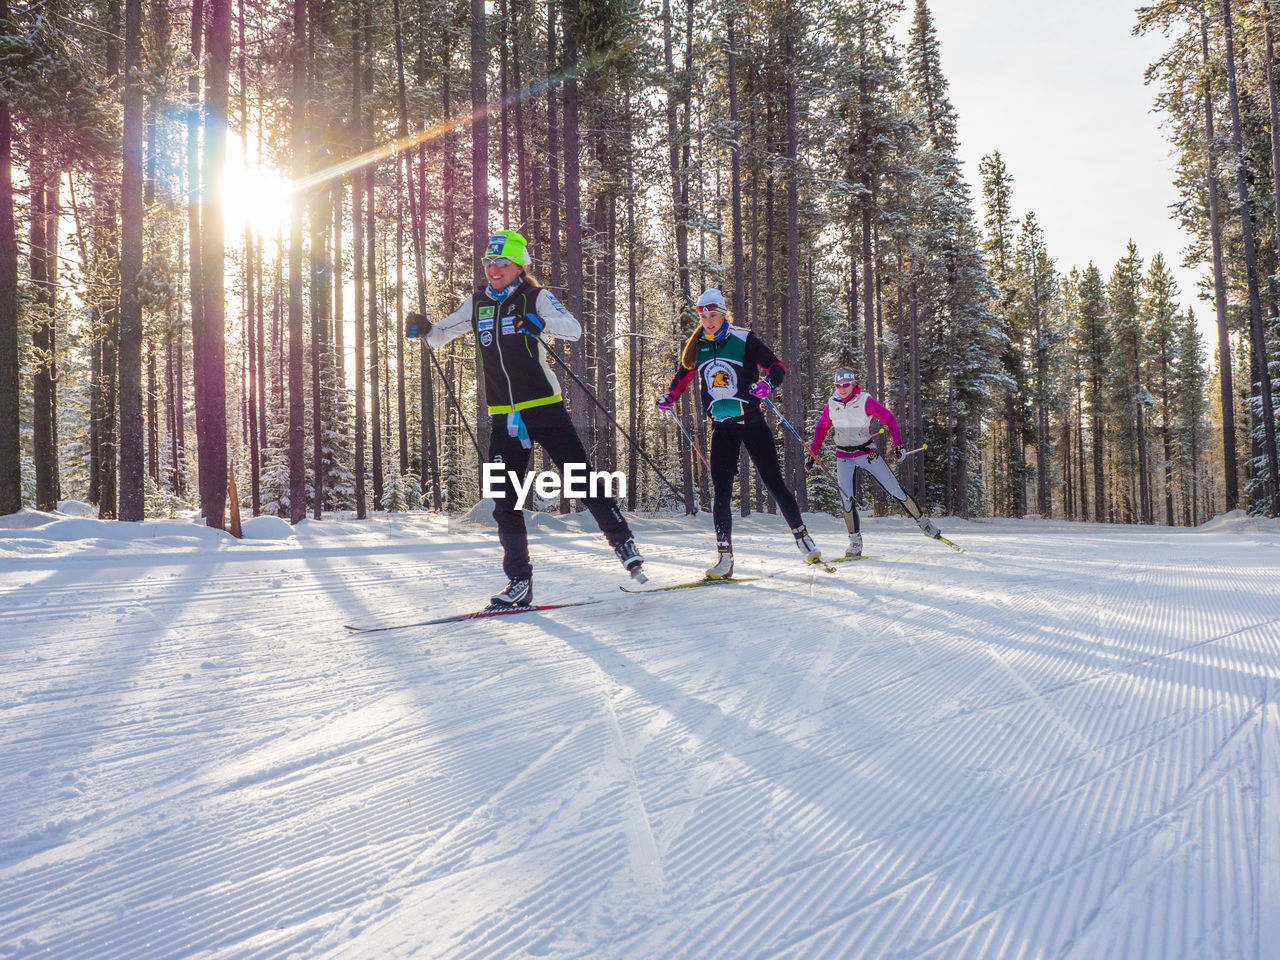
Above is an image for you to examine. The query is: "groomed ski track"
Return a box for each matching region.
[2,510,1278,959]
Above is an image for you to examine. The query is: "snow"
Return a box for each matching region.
[2,508,1278,959]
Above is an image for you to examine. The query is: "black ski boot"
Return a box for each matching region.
[489,574,533,608]
[614,537,647,583]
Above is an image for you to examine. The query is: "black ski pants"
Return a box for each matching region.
[709,415,804,546]
[488,402,631,580]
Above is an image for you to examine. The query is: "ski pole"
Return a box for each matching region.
[669,409,710,470]
[901,442,927,459]
[764,396,813,456]
[537,336,695,512]
[417,341,483,459]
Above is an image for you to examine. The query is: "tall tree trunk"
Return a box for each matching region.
[546,4,561,298]
[0,3,17,515]
[187,0,204,483]
[247,233,260,513]
[393,0,411,480]
[513,0,528,231]
[364,0,383,510]
[119,0,146,520]
[1236,2,1280,513]
[784,10,803,505]
[663,0,691,314]
[30,138,58,510]
[1091,372,1105,522]
[352,0,367,518]
[332,185,345,392]
[400,16,437,506]
[1202,2,1239,511]
[367,167,383,509]
[175,232,188,497]
[1033,264,1048,515]
[287,0,307,523]
[196,0,231,529]
[562,0,587,463]
[309,198,329,517]
[471,0,490,453]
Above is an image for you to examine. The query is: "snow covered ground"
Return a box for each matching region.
[2,506,1278,959]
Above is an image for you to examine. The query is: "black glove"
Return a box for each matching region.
[405,312,431,339]
[516,311,545,339]
[804,454,816,473]
[893,445,905,462]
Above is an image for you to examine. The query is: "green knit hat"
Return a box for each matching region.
[484,230,530,266]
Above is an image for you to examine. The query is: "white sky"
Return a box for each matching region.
[918,0,1207,325]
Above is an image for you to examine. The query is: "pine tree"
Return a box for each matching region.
[1074,264,1110,522]
[1173,308,1209,524]
[1143,253,1181,525]
[1108,242,1151,523]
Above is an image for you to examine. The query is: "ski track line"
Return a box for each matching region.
[1,543,617,627]
[595,670,668,904]
[661,695,1257,960]
[979,641,1106,775]
[614,583,1264,957]
[5,701,634,957]
[1258,678,1280,960]
[1055,697,1264,960]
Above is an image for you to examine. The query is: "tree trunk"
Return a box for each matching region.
[784,11,803,505]
[119,0,146,519]
[471,0,490,454]
[663,0,692,314]
[246,233,260,513]
[393,0,411,480]
[187,0,204,489]
[352,0,367,518]
[1202,2,1239,512]
[1223,0,1274,514]
[30,139,57,510]
[0,6,17,515]
[196,0,231,529]
[562,0,588,465]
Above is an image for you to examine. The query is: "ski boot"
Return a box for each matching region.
[705,542,734,580]
[842,532,863,559]
[614,537,647,583]
[792,525,822,564]
[489,574,533,609]
[917,516,941,540]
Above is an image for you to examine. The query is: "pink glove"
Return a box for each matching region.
[750,380,773,399]
[656,392,675,412]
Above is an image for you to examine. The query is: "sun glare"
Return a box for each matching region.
[222,136,291,241]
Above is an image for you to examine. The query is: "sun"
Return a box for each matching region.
[221,136,291,240]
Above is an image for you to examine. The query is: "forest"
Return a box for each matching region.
[1,0,1277,528]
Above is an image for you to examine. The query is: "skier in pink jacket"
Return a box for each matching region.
[806,367,942,557]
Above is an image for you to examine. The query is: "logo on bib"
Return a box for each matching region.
[703,359,738,399]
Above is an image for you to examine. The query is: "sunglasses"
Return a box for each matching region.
[483,256,516,268]
[696,304,725,315]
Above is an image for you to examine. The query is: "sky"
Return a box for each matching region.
[920,0,1207,322]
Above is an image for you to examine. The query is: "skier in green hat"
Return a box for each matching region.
[406,231,645,608]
